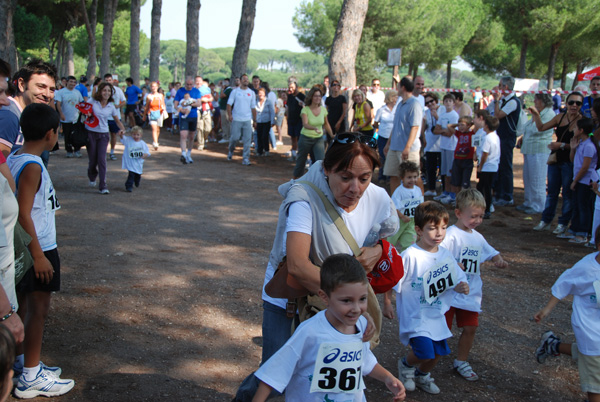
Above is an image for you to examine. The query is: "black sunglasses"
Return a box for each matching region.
[425,99,435,105]
[333,133,377,149]
[567,100,582,106]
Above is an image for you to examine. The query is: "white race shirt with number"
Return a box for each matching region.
[393,244,466,345]
[121,136,150,174]
[7,153,59,251]
[391,184,423,220]
[441,225,499,313]
[551,252,600,355]
[255,311,377,402]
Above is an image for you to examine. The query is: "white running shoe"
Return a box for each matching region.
[397,359,415,392]
[14,368,74,399]
[424,190,437,196]
[414,372,440,394]
[454,361,479,381]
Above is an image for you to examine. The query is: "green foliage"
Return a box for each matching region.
[14,5,52,55]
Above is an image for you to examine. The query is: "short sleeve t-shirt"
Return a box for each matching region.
[110,86,126,120]
[0,104,21,152]
[389,96,423,152]
[325,95,347,129]
[454,130,475,160]
[121,136,150,174]
[55,88,83,123]
[300,106,328,138]
[87,100,118,133]
[227,87,256,121]
[75,83,88,98]
[479,131,501,172]
[438,109,459,151]
[573,138,599,184]
[174,87,201,119]
[125,85,142,105]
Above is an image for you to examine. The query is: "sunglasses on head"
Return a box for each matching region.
[567,100,582,106]
[425,99,435,105]
[333,133,377,149]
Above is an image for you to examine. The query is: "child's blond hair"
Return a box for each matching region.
[130,126,143,136]
[458,115,473,126]
[455,188,486,211]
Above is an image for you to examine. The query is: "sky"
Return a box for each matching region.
[139,0,307,52]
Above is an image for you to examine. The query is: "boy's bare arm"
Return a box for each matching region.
[383,290,395,319]
[368,364,406,401]
[534,295,560,323]
[491,254,508,268]
[252,381,273,402]
[17,165,54,284]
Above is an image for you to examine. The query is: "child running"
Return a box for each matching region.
[391,201,469,395]
[119,126,150,192]
[252,254,406,402]
[387,161,422,252]
[7,104,75,398]
[441,189,508,381]
[534,224,600,402]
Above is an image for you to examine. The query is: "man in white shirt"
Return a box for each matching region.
[55,76,83,157]
[104,73,126,160]
[413,76,426,110]
[227,74,256,166]
[367,78,385,116]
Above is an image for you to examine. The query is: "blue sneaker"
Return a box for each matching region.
[14,367,74,399]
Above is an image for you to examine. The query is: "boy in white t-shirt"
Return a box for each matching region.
[441,189,508,381]
[387,161,422,253]
[253,254,405,402]
[119,126,150,192]
[390,201,469,395]
[534,225,600,402]
[475,113,500,219]
[433,94,459,203]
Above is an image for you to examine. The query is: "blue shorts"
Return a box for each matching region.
[179,117,197,132]
[108,120,120,134]
[409,336,450,360]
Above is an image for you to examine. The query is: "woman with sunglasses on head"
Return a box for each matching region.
[293,86,333,179]
[233,132,399,401]
[530,91,584,235]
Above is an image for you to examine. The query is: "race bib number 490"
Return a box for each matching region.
[460,246,481,275]
[310,342,365,394]
[400,197,423,218]
[423,258,457,304]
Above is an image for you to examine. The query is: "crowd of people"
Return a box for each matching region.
[0,54,599,400]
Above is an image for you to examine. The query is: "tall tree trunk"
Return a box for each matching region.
[174,57,178,83]
[546,42,560,91]
[413,65,419,79]
[149,0,162,82]
[130,0,141,85]
[407,61,415,78]
[572,59,589,90]
[446,60,452,88]
[185,0,200,79]
[99,0,119,77]
[81,0,98,80]
[231,0,257,80]
[0,0,18,72]
[54,35,64,76]
[67,41,75,76]
[328,0,368,88]
[559,60,568,91]
[518,37,528,78]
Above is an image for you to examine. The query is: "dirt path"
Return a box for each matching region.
[8,127,587,401]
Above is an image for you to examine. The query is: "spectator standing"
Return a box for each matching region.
[218,78,233,143]
[124,77,142,129]
[195,76,212,151]
[374,90,398,182]
[367,78,385,116]
[227,74,256,166]
[324,79,347,138]
[254,87,275,157]
[423,92,441,196]
[75,75,88,101]
[581,77,600,119]
[286,81,305,161]
[552,89,563,115]
[54,75,83,158]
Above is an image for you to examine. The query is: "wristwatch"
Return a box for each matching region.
[560,143,565,150]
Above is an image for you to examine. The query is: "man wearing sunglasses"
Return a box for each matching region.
[492,76,521,207]
[383,76,423,194]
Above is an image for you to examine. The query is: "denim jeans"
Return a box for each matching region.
[570,182,595,236]
[229,120,253,161]
[293,135,324,178]
[233,301,297,401]
[541,162,574,225]
[425,152,441,191]
[377,137,389,181]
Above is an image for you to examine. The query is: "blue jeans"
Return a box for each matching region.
[377,137,388,181]
[493,134,516,201]
[294,135,325,178]
[541,162,574,225]
[233,301,297,401]
[570,182,595,236]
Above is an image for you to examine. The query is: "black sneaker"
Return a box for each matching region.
[180,155,188,164]
[536,330,560,363]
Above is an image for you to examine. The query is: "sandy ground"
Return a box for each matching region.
[6,125,589,402]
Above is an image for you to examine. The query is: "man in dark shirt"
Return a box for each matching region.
[325,79,347,137]
[286,80,305,161]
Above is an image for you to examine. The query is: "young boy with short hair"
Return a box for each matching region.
[433,94,459,204]
[441,189,508,381]
[252,254,406,402]
[119,126,150,192]
[391,201,469,395]
[7,103,75,398]
[387,161,422,253]
[475,114,500,219]
[534,224,600,402]
[447,116,475,196]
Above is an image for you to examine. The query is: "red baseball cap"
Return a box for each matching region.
[367,240,404,294]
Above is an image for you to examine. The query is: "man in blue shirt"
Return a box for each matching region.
[124,77,142,129]
[174,77,201,164]
[581,77,600,119]
[75,75,88,101]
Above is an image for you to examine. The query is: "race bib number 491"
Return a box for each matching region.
[310,342,365,394]
[423,258,457,304]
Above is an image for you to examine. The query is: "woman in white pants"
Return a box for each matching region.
[516,93,554,214]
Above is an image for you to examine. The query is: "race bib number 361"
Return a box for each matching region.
[423,258,457,304]
[310,342,365,394]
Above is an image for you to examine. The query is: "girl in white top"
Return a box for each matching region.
[86,83,126,194]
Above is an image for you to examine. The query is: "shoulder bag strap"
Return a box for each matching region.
[298,180,362,256]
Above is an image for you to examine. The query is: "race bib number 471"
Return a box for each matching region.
[423,258,457,304]
[460,246,481,275]
[310,342,365,394]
